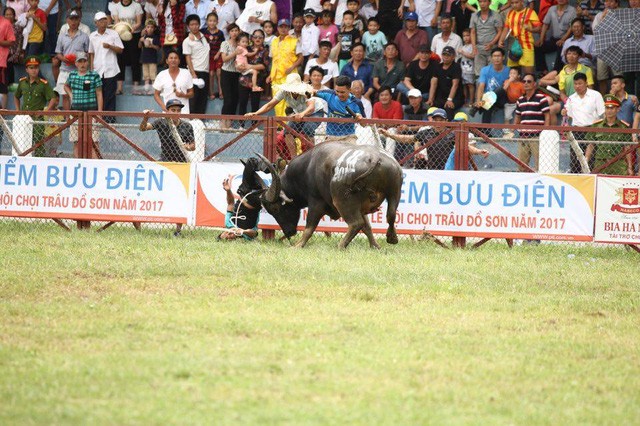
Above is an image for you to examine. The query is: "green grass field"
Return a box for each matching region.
[1,222,639,425]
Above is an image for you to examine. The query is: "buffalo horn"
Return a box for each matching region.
[256,153,281,203]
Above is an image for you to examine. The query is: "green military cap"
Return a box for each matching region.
[603,94,621,108]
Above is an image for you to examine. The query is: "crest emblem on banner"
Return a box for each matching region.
[612,185,640,214]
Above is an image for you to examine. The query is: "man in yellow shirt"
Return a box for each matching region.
[268,19,303,117]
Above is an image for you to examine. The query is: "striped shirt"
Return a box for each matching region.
[515,91,549,137]
[505,8,540,50]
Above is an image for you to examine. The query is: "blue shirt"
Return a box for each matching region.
[315,90,365,136]
[339,61,374,93]
[617,92,636,125]
[478,64,510,93]
[185,0,212,25]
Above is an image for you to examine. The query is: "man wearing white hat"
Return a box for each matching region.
[89,11,123,122]
[245,73,326,158]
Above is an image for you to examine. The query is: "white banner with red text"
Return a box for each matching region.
[194,163,596,242]
[0,156,193,223]
[594,176,640,244]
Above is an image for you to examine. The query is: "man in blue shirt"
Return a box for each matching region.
[473,47,510,125]
[339,43,374,98]
[314,75,365,143]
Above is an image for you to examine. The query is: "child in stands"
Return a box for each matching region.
[202,12,225,100]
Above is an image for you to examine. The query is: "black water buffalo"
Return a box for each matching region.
[258,142,403,249]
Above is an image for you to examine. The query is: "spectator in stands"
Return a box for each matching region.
[394,12,428,66]
[576,0,604,34]
[0,8,17,109]
[560,18,595,71]
[64,52,102,158]
[562,72,604,172]
[373,85,403,122]
[157,0,186,60]
[374,0,406,41]
[5,0,29,17]
[380,107,455,170]
[593,0,620,94]
[54,10,90,111]
[210,0,241,39]
[14,56,57,157]
[262,20,276,49]
[498,0,540,76]
[444,111,490,170]
[139,19,160,96]
[428,46,463,119]
[340,42,373,98]
[470,0,503,78]
[185,0,212,25]
[585,94,633,175]
[290,13,304,41]
[140,99,195,237]
[514,73,549,171]
[362,17,386,63]
[269,18,303,117]
[145,0,159,21]
[458,29,475,106]
[609,75,637,127]
[246,73,325,158]
[112,0,144,95]
[300,8,320,69]
[89,12,123,122]
[237,29,270,115]
[237,0,277,35]
[534,0,575,75]
[415,0,442,41]
[632,105,640,161]
[313,75,365,143]
[183,15,210,114]
[337,10,360,70]
[347,0,366,34]
[303,40,338,87]
[202,12,224,99]
[557,46,595,100]
[153,50,195,113]
[473,47,510,125]
[372,42,405,98]
[38,0,58,56]
[431,14,463,60]
[309,65,329,92]
[451,0,474,37]
[396,44,437,103]
[350,79,371,117]
[318,10,338,46]
[53,7,90,88]
[502,66,524,138]
[219,23,241,128]
[0,7,24,105]
[23,0,47,56]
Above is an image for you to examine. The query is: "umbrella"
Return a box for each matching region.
[594,8,640,73]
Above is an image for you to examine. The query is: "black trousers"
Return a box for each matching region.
[102,76,118,123]
[535,37,563,73]
[117,34,142,84]
[237,85,261,115]
[190,71,210,114]
[220,69,240,115]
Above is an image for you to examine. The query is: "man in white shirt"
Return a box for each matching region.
[89,12,123,122]
[562,72,605,173]
[209,0,241,38]
[183,14,210,114]
[430,14,463,60]
[415,0,442,41]
[303,40,339,87]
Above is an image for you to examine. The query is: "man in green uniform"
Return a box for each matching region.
[14,56,58,157]
[586,94,633,176]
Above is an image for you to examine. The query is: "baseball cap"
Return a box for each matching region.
[303,8,316,17]
[453,112,469,122]
[407,88,422,98]
[166,98,185,109]
[430,108,448,119]
[418,44,431,53]
[277,18,291,27]
[25,56,40,67]
[404,12,418,21]
[94,11,108,21]
[75,52,88,62]
[68,10,80,18]
[441,46,456,56]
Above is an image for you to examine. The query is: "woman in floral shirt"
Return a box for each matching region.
[237,28,270,116]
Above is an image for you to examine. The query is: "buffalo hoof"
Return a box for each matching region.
[386,233,398,244]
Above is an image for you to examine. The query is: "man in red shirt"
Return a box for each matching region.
[394,12,429,66]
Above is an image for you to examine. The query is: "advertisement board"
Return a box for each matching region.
[594,176,640,244]
[0,156,193,223]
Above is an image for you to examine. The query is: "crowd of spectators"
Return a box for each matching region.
[0,0,639,173]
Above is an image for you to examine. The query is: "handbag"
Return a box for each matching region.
[507,9,529,62]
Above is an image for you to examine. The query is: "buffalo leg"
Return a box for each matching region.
[339,222,364,249]
[295,206,325,248]
[385,193,400,245]
[361,215,381,249]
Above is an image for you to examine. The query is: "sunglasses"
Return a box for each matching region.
[252,35,264,39]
